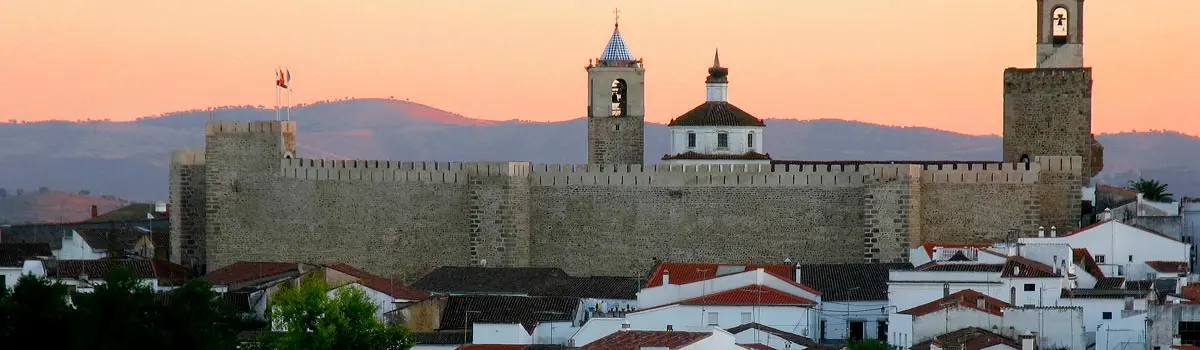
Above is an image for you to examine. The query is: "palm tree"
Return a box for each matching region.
[1127,178,1174,202]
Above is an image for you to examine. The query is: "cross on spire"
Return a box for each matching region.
[613,8,620,28]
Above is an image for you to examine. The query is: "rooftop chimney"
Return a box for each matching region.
[621,320,631,331]
[1050,226,1057,238]
[795,264,802,282]
[1174,335,1182,346]
[1020,332,1036,350]
[90,205,98,218]
[1038,226,1045,237]
[662,270,670,285]
[666,325,673,332]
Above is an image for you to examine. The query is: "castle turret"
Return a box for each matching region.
[587,13,645,165]
[662,49,768,165]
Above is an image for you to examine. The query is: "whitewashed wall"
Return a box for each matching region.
[628,304,818,339]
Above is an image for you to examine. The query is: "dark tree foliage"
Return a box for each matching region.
[0,274,74,349]
[1128,178,1175,202]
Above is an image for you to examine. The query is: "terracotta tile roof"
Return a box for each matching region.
[1073,248,1104,278]
[1095,277,1126,289]
[911,327,1019,350]
[667,101,765,127]
[661,151,771,161]
[50,258,188,285]
[1171,345,1200,350]
[678,284,817,307]
[1002,256,1059,278]
[328,263,428,300]
[797,263,911,301]
[1097,185,1140,199]
[647,262,794,288]
[439,294,579,332]
[202,261,299,286]
[0,243,52,267]
[1179,284,1200,303]
[914,262,1004,272]
[581,330,712,350]
[899,289,1010,317]
[727,323,820,348]
[1146,261,1189,274]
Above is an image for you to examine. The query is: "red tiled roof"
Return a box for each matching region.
[328,263,429,300]
[647,262,794,288]
[582,330,712,350]
[921,243,993,259]
[1073,248,1104,278]
[202,261,299,285]
[899,289,1010,317]
[457,345,528,350]
[1097,185,1139,199]
[152,258,191,286]
[1146,261,1189,274]
[1179,284,1200,304]
[911,327,1019,350]
[1171,345,1200,350]
[681,285,817,306]
[1002,256,1059,278]
[740,344,776,350]
[51,258,189,285]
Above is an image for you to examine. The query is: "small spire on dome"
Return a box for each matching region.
[713,48,721,68]
[706,48,728,84]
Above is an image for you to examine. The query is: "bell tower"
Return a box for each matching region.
[1035,0,1084,68]
[587,10,645,165]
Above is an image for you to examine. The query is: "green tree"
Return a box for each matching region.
[2,275,74,349]
[258,276,416,350]
[155,279,246,350]
[848,339,892,350]
[71,267,162,350]
[1127,178,1175,202]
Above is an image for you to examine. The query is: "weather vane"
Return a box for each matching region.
[613,8,620,27]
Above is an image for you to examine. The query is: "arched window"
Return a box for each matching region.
[1019,154,1030,163]
[610,79,628,117]
[1051,7,1069,45]
[687,131,697,148]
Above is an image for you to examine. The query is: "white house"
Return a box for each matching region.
[662,50,769,165]
[0,243,52,289]
[1020,219,1191,280]
[629,266,821,338]
[56,228,158,260]
[888,289,1085,350]
[889,255,1068,313]
[323,263,428,323]
[797,262,910,343]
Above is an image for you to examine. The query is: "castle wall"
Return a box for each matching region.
[1002,67,1094,183]
[189,121,1085,283]
[526,163,868,277]
[169,149,206,270]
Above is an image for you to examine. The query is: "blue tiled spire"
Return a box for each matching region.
[600,24,633,62]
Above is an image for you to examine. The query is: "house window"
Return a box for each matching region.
[1129,255,1134,262]
[687,132,696,148]
[741,312,752,324]
[1096,255,1106,264]
[747,132,754,148]
[717,132,729,149]
[1102,312,1113,320]
[707,312,719,326]
[1024,283,1036,292]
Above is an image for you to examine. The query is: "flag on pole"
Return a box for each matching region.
[276,69,288,89]
[285,69,291,88]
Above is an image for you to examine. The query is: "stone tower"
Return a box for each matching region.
[587,17,645,165]
[1004,0,1101,184]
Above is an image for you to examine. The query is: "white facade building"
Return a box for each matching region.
[663,50,769,165]
[1020,219,1191,280]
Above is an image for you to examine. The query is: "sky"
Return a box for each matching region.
[1,0,1198,136]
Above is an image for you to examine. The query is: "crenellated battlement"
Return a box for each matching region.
[278,158,529,183]
[205,120,296,136]
[170,149,205,165]
[1033,155,1083,173]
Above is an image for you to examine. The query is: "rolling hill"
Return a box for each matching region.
[0,98,1196,206]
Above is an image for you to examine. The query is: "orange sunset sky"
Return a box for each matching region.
[1,0,1197,136]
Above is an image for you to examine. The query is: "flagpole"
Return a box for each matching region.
[286,87,291,121]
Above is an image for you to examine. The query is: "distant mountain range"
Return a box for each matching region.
[1,98,1197,204]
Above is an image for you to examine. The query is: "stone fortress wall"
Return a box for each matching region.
[170,121,1084,281]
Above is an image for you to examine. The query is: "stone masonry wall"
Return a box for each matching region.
[169,149,206,271]
[194,121,1077,283]
[1003,67,1093,184]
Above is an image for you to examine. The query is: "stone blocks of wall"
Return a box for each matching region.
[1033,156,1084,231]
[912,161,1044,243]
[1002,67,1093,184]
[862,165,921,263]
[588,115,645,165]
[169,149,206,270]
